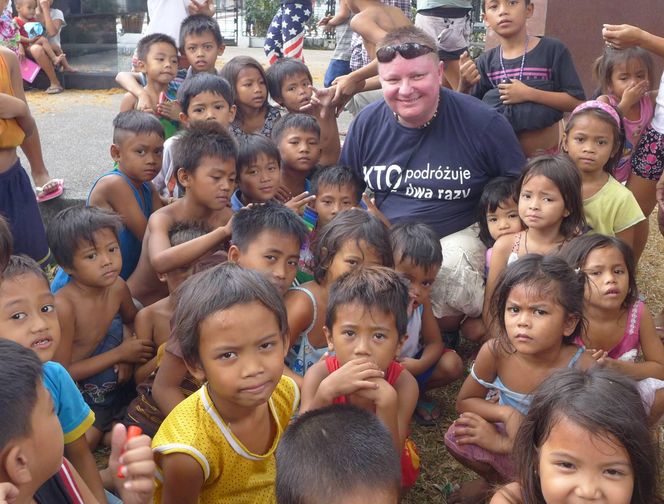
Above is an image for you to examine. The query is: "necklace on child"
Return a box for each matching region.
[499,35,530,84]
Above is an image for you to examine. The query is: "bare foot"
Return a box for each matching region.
[36,179,60,195]
[448,478,490,504]
[32,173,53,190]
[60,54,77,72]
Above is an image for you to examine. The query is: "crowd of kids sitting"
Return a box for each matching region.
[4,0,664,502]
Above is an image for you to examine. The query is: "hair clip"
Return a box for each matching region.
[574,267,581,274]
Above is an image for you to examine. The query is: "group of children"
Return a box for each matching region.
[2,0,664,502]
[1,0,72,93]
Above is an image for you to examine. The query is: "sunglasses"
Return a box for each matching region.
[376,43,435,63]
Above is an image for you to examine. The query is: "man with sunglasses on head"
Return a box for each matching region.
[339,25,525,344]
[330,0,412,114]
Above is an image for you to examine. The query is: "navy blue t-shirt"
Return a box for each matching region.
[340,88,526,238]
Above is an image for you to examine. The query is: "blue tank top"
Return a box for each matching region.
[285,286,328,376]
[470,346,584,415]
[50,167,152,292]
[87,167,153,280]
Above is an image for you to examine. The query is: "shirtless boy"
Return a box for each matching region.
[127,122,236,305]
[48,206,155,449]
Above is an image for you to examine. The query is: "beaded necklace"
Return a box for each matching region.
[393,93,440,129]
[499,35,530,84]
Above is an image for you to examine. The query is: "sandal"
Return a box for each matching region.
[45,85,64,94]
[413,398,441,427]
[443,330,460,350]
[35,178,64,202]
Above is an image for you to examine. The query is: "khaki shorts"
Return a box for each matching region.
[345,89,384,117]
[430,223,486,319]
[415,13,472,60]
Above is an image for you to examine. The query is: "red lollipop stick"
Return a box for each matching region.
[116,426,143,478]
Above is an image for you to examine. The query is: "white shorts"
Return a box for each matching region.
[415,12,472,60]
[430,223,486,319]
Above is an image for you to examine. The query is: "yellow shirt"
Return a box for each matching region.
[152,375,299,504]
[584,176,645,236]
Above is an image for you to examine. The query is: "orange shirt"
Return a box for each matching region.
[0,51,26,149]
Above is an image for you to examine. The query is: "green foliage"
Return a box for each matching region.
[245,0,281,36]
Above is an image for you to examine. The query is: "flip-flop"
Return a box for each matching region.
[45,85,64,94]
[36,178,64,202]
[443,330,460,350]
[413,399,440,427]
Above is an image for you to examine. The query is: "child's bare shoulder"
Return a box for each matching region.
[55,282,80,304]
[109,277,131,301]
[135,302,156,324]
[54,285,77,312]
[139,297,171,325]
[302,280,324,296]
[474,339,505,377]
[491,483,523,504]
[493,232,519,253]
[288,280,320,298]
[89,173,141,209]
[120,92,138,112]
[148,202,179,229]
[562,343,590,369]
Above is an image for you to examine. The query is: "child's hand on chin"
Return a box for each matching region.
[321,357,384,398]
[353,375,396,407]
[109,424,156,504]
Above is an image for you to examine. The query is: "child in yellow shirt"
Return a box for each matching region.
[152,263,299,504]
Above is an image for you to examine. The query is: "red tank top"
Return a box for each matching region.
[325,356,403,404]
